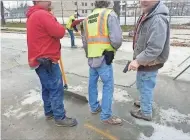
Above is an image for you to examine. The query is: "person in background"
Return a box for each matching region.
[81,0,123,125]
[66,12,79,48]
[26,0,77,127]
[128,0,170,121]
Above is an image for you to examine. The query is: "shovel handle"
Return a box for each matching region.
[59,57,67,85]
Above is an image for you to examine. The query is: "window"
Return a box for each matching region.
[85,10,87,13]
[91,3,93,6]
[74,2,77,5]
[85,2,87,6]
[82,2,84,6]
[82,10,84,13]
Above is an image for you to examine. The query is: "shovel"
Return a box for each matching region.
[59,57,68,90]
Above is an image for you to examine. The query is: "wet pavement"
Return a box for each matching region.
[1,33,190,140]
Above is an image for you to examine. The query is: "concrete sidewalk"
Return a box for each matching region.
[1,32,190,140]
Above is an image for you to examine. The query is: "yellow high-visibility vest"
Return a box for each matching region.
[83,8,115,58]
[66,15,75,30]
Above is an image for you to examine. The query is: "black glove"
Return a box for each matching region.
[103,51,114,65]
[37,58,53,73]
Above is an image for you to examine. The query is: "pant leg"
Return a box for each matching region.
[48,64,66,120]
[136,71,142,101]
[35,68,53,116]
[88,66,100,112]
[36,64,65,120]
[137,71,158,115]
[98,63,114,121]
[67,29,75,47]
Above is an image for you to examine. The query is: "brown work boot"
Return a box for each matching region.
[130,109,152,121]
[45,109,67,120]
[91,106,102,114]
[46,114,54,120]
[55,116,77,127]
[101,116,123,125]
[134,100,140,108]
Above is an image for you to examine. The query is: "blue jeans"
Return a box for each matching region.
[35,63,65,120]
[67,29,75,47]
[89,62,114,121]
[136,71,158,115]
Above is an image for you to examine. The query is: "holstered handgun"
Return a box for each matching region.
[37,58,53,73]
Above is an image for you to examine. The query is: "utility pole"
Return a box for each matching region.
[60,0,64,24]
[134,6,137,26]
[113,1,120,21]
[1,1,6,26]
[76,1,78,18]
[125,1,127,25]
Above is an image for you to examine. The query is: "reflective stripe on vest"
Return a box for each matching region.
[87,37,110,44]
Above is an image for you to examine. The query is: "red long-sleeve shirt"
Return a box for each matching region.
[26,5,65,67]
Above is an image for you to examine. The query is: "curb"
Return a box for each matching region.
[64,90,88,103]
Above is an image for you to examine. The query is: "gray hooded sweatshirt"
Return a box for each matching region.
[134,1,170,70]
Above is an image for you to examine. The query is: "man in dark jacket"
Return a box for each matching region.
[27,0,77,127]
[128,0,170,121]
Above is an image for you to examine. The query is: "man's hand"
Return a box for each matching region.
[128,60,140,71]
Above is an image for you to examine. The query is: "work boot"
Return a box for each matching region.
[46,114,54,120]
[45,109,67,120]
[130,109,152,121]
[101,116,123,125]
[134,100,140,108]
[71,45,77,48]
[55,116,77,127]
[91,106,102,114]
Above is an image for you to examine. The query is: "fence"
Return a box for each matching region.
[2,0,190,26]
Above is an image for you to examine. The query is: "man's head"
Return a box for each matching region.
[140,0,160,14]
[33,0,52,10]
[74,12,79,18]
[95,0,110,8]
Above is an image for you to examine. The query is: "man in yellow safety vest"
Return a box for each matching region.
[66,12,79,48]
[81,1,123,125]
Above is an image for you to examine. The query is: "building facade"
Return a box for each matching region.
[52,0,96,17]
[52,0,114,17]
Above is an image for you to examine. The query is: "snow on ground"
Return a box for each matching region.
[3,88,44,120]
[138,122,190,140]
[159,108,190,125]
[136,106,190,140]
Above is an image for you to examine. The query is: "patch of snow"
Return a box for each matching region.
[158,47,190,81]
[114,88,133,102]
[1,33,26,39]
[69,85,84,93]
[16,108,41,119]
[3,89,43,119]
[160,108,190,124]
[21,89,42,105]
[3,106,21,118]
[136,120,190,140]
[98,88,133,103]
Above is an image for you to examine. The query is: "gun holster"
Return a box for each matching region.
[103,51,114,65]
[37,58,53,73]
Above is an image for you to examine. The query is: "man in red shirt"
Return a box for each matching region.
[26,0,77,127]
